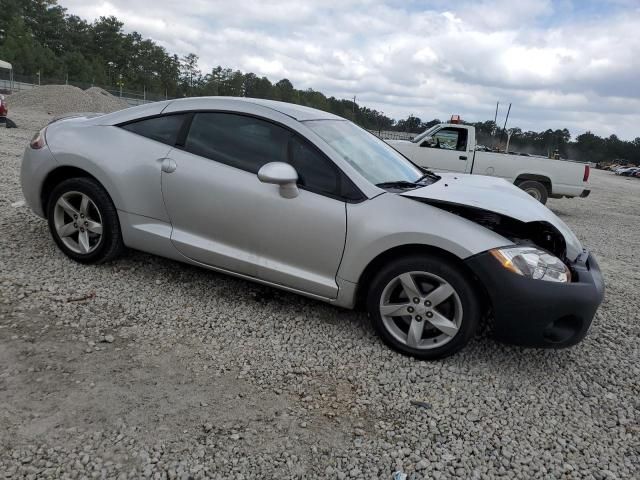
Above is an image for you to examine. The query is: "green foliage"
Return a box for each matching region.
[0,0,638,164]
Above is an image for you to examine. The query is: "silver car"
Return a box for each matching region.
[20,97,604,359]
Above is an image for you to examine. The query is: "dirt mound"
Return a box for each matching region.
[85,86,130,112]
[6,84,128,115]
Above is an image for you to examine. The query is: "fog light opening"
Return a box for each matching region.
[543,315,583,344]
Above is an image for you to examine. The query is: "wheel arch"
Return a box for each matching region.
[353,244,492,314]
[515,173,552,193]
[41,166,113,219]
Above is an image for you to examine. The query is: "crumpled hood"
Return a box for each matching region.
[402,173,584,261]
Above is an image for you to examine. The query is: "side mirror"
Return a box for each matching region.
[257,162,299,199]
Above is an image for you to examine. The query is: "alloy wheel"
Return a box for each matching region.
[53,191,104,254]
[379,271,463,350]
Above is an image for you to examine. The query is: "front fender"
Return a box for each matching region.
[338,193,513,283]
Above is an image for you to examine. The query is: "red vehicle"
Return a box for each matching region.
[0,95,7,118]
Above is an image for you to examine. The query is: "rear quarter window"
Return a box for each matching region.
[119,114,188,146]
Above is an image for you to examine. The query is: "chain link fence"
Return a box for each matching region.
[0,71,419,139]
[0,70,171,106]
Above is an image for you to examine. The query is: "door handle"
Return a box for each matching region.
[459,155,467,160]
[161,158,177,173]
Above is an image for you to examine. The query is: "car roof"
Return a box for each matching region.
[165,96,342,122]
[91,96,345,126]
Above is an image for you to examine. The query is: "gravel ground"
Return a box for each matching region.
[0,108,638,479]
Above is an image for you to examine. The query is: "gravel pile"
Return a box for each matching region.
[0,108,638,479]
[6,84,128,116]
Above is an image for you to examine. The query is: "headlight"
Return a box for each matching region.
[490,246,571,283]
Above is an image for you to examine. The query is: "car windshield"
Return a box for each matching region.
[305,120,423,186]
[411,125,439,144]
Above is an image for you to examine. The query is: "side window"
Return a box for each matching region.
[120,114,188,145]
[426,128,468,151]
[288,136,340,196]
[184,113,289,173]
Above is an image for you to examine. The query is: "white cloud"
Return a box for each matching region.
[58,0,640,139]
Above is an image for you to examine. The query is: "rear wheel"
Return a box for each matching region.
[517,180,548,204]
[47,177,124,264]
[366,254,480,360]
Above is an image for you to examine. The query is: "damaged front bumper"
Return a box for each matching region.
[465,250,605,348]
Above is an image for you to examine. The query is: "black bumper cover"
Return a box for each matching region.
[465,251,605,348]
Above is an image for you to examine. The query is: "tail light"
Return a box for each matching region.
[30,129,46,149]
[583,165,590,182]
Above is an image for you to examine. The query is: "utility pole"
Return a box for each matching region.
[353,95,356,121]
[499,103,512,149]
[502,103,512,133]
[491,101,499,148]
[107,61,115,87]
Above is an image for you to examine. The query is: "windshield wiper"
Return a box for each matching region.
[416,171,439,183]
[376,170,440,190]
[375,180,420,189]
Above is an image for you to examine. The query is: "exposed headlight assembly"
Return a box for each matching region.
[490,246,571,283]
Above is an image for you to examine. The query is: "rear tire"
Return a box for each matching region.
[517,180,548,204]
[366,254,480,360]
[47,177,124,264]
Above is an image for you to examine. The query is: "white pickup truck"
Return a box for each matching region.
[386,123,591,204]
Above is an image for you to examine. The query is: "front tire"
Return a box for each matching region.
[366,254,480,360]
[517,180,549,204]
[47,177,124,264]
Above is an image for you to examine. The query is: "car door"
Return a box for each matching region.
[416,127,470,173]
[160,112,349,299]
[253,133,361,298]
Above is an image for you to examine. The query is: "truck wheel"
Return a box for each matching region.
[517,180,548,204]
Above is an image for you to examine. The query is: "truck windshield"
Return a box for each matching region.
[304,120,423,186]
[411,125,440,144]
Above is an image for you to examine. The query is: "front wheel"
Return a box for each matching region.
[366,254,480,360]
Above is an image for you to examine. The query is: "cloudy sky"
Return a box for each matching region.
[58,0,640,139]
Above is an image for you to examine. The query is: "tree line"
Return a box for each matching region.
[0,0,638,164]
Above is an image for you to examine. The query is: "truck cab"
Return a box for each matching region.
[396,124,477,173]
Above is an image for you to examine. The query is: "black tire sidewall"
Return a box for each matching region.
[366,254,480,360]
[46,177,121,264]
[518,180,548,204]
